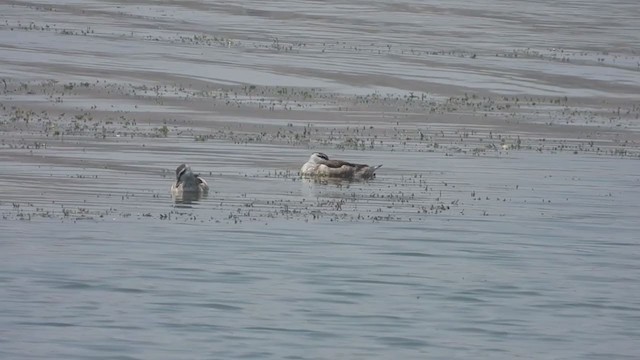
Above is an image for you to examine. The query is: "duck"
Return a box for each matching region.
[170,164,209,196]
[300,152,381,180]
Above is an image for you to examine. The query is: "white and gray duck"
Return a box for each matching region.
[170,164,209,196]
[300,152,381,180]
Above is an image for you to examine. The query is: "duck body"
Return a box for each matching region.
[300,152,381,180]
[170,164,209,196]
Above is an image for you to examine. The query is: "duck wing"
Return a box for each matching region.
[323,159,357,168]
[195,175,209,188]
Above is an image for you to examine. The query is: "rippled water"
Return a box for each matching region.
[2,145,639,359]
[2,0,640,359]
[2,0,640,97]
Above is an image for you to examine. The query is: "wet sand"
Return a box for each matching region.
[1,1,640,359]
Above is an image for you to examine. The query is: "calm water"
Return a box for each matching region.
[2,146,639,359]
[2,0,640,359]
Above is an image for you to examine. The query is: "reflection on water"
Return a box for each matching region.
[172,190,209,205]
[301,176,375,187]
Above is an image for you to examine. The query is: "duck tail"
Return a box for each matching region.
[367,165,382,179]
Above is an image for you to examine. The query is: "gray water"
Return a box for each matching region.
[2,147,639,359]
[2,0,640,359]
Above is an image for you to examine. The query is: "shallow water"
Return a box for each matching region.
[2,0,640,97]
[2,146,639,359]
[2,0,640,359]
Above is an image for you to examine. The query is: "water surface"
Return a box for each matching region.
[1,0,640,359]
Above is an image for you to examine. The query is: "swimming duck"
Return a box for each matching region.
[170,164,209,196]
[300,152,381,180]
